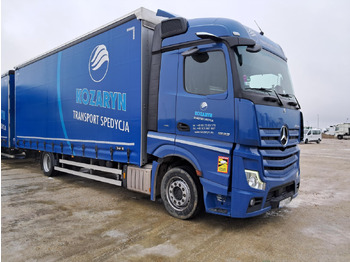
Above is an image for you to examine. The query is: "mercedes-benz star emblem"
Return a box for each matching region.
[280,125,289,147]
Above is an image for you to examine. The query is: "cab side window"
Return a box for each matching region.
[184,51,227,95]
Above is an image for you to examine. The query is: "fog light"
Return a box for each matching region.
[249,198,256,206]
[216,194,226,203]
[245,170,266,190]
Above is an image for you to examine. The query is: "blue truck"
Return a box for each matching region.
[2,8,303,219]
[1,70,15,154]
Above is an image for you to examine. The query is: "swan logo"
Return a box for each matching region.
[89,44,109,82]
[200,102,208,111]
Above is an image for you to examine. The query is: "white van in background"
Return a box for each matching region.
[303,128,322,144]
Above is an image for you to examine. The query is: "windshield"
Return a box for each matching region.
[234,46,295,97]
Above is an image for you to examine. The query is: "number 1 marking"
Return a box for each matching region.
[127,26,135,40]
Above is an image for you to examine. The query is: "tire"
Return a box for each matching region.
[305,139,308,144]
[41,152,57,177]
[337,135,343,140]
[317,139,321,144]
[161,166,203,220]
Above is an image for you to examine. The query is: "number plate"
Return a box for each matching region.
[279,197,292,208]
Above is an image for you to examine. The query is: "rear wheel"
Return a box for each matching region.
[305,139,308,144]
[337,135,343,140]
[41,152,57,177]
[161,166,202,219]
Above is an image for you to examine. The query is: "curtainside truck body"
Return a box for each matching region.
[1,70,15,151]
[15,9,156,167]
[10,8,302,219]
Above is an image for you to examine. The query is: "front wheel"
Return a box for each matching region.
[41,152,57,177]
[317,139,321,144]
[161,166,202,220]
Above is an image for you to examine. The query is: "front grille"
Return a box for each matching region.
[259,128,300,178]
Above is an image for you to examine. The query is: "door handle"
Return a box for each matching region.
[177,122,190,132]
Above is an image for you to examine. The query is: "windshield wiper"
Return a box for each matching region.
[246,88,283,105]
[278,93,291,98]
[273,90,284,106]
[252,88,283,106]
[246,88,300,108]
[245,87,272,93]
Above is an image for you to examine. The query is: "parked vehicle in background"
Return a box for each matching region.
[323,126,335,136]
[334,123,350,139]
[303,128,322,144]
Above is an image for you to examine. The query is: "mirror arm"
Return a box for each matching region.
[222,37,261,52]
[182,47,200,56]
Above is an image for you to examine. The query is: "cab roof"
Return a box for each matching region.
[162,17,287,61]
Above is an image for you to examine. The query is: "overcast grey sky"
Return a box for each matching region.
[1,0,350,129]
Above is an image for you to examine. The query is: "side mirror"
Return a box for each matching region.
[160,17,188,39]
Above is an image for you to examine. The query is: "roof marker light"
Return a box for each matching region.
[195,32,222,42]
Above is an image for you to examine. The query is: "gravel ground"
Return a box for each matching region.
[1,138,350,261]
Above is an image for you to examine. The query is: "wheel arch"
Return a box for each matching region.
[151,145,202,201]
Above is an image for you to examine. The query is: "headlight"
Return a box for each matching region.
[245,170,266,190]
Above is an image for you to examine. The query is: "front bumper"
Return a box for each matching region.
[230,180,299,218]
[204,178,299,218]
[203,144,300,218]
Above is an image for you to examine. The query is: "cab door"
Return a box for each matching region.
[175,43,234,142]
[157,50,179,134]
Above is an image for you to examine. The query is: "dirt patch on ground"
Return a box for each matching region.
[322,134,335,139]
[2,139,350,261]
